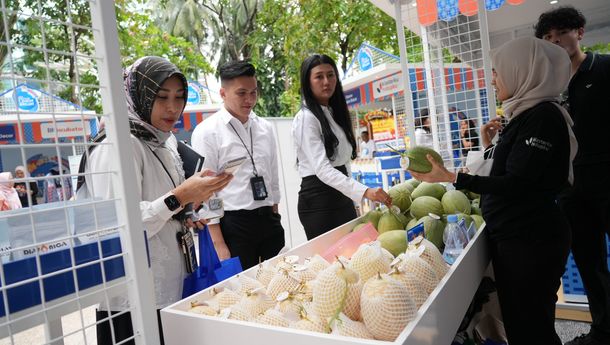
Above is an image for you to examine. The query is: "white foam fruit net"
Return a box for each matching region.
[418,238,450,279]
[397,253,440,294]
[361,273,417,341]
[348,241,391,281]
[312,261,360,320]
[330,313,374,339]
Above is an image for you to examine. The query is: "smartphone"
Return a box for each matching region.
[218,156,247,175]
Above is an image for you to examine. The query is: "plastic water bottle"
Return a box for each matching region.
[443,214,467,265]
[457,217,471,244]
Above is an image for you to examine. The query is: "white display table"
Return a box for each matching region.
[161,219,490,345]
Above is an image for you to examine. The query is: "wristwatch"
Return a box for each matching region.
[164,193,182,211]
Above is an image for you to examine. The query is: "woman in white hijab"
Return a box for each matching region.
[409,37,576,345]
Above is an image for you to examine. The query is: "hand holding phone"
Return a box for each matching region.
[217,156,248,175]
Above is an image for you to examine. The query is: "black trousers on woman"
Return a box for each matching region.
[298,165,357,240]
[488,212,570,345]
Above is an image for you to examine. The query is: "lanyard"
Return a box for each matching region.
[229,122,258,176]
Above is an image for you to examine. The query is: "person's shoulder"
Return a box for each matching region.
[523,102,566,127]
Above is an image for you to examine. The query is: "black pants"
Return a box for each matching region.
[298,166,357,240]
[559,163,610,341]
[489,219,570,345]
[96,309,165,345]
[220,206,285,270]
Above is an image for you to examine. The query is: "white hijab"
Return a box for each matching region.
[491,37,577,184]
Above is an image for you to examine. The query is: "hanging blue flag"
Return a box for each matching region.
[437,0,459,22]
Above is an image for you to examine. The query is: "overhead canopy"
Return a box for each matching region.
[370,0,610,50]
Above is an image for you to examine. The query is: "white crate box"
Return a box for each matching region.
[162,219,490,345]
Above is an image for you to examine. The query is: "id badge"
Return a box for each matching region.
[197,197,225,220]
[176,229,198,273]
[250,175,268,200]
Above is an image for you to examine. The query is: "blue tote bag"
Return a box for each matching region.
[181,225,242,298]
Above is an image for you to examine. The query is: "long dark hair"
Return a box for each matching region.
[300,54,357,160]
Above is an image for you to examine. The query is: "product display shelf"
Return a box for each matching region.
[161,218,490,345]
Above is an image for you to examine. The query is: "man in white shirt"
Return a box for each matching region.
[359,130,377,158]
[191,61,284,269]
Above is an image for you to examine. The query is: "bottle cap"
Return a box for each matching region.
[447,214,458,222]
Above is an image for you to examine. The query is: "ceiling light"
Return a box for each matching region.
[550,0,558,4]
[411,1,417,7]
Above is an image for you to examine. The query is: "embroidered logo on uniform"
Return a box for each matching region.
[585,84,593,88]
[525,137,552,151]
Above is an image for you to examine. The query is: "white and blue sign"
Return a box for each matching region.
[187,82,201,105]
[345,88,361,107]
[14,86,39,112]
[357,47,374,72]
[0,125,16,142]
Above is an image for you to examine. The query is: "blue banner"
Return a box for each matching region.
[344,88,361,107]
[0,125,16,142]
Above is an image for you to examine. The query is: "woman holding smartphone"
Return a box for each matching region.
[292,54,391,240]
[80,56,232,344]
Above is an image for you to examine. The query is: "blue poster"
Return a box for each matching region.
[187,83,201,105]
[14,86,39,112]
[0,125,16,142]
[357,47,374,72]
[344,88,361,107]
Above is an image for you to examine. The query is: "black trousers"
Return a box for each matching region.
[220,206,285,270]
[488,215,570,345]
[96,309,165,345]
[298,166,357,240]
[559,163,610,341]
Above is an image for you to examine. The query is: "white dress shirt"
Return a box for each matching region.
[83,134,187,310]
[292,106,369,202]
[191,106,281,214]
[359,139,377,158]
[415,128,434,148]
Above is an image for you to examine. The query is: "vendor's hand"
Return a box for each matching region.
[481,118,504,148]
[214,241,231,261]
[409,154,457,183]
[174,169,233,205]
[185,217,208,230]
[364,187,392,208]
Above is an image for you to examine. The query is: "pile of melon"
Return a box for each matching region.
[354,179,485,254]
[187,239,448,341]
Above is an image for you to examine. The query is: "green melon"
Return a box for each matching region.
[394,212,410,228]
[353,223,366,232]
[388,183,412,213]
[411,182,446,201]
[362,209,383,229]
[378,230,407,257]
[377,212,405,234]
[471,205,482,216]
[410,196,444,219]
[406,218,419,230]
[471,215,485,230]
[417,214,446,251]
[405,146,444,173]
[441,190,471,215]
[404,178,421,191]
[457,213,473,227]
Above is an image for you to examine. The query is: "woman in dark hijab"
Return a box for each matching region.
[80,56,232,345]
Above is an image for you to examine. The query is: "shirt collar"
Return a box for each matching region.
[220,105,257,126]
[579,52,595,72]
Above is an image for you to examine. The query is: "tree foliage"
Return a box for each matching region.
[1,0,211,113]
[156,0,261,72]
[249,0,404,117]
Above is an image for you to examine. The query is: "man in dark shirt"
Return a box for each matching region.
[536,7,610,345]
